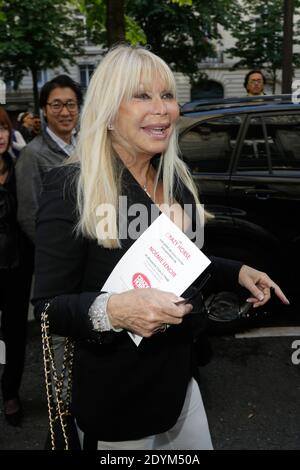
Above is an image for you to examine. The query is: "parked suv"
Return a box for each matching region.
[179,95,300,327]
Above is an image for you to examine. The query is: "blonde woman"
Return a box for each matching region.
[33,45,289,450]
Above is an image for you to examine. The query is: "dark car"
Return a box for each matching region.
[179,95,300,328]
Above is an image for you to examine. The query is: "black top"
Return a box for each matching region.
[0,152,19,269]
[33,164,242,441]
[19,125,33,144]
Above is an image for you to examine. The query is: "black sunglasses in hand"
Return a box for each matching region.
[175,273,211,306]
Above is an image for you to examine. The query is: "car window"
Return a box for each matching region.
[264,114,300,170]
[238,117,269,171]
[238,113,300,172]
[179,116,241,173]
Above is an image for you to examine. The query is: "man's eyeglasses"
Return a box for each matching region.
[249,79,263,84]
[47,100,78,114]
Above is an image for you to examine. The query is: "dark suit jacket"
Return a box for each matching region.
[33,164,242,441]
[16,131,68,243]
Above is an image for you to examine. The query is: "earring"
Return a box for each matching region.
[108,123,113,130]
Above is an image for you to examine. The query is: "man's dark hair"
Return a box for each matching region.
[39,74,83,108]
[244,70,266,90]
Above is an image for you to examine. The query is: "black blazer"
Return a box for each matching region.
[0,152,19,269]
[33,164,242,441]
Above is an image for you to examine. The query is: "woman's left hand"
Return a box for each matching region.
[238,265,290,308]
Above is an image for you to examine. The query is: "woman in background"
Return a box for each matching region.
[17,111,34,143]
[0,107,33,426]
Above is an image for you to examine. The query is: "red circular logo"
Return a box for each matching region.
[132,272,151,289]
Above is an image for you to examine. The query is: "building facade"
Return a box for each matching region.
[1,18,300,117]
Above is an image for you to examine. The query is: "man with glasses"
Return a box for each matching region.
[244,70,267,97]
[15,75,82,448]
[16,75,82,242]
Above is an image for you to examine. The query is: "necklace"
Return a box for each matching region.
[142,166,153,199]
[143,182,152,199]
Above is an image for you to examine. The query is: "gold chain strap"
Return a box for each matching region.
[41,302,74,450]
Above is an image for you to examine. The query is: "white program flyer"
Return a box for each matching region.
[102,213,211,345]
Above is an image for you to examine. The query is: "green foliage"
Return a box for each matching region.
[126,0,239,80]
[74,0,145,46]
[0,0,83,110]
[125,15,146,45]
[72,0,106,44]
[226,0,300,88]
[170,0,193,5]
[73,0,239,79]
[0,1,5,22]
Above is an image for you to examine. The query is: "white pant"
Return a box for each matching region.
[77,378,213,450]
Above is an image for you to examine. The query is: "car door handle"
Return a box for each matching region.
[244,188,278,200]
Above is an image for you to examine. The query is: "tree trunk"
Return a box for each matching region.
[272,70,277,94]
[282,0,294,94]
[106,0,125,47]
[31,68,39,115]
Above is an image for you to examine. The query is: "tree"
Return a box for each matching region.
[226,0,300,93]
[126,0,240,82]
[0,0,83,112]
[281,0,294,93]
[74,0,238,81]
[73,0,146,46]
[0,1,4,22]
[106,0,125,46]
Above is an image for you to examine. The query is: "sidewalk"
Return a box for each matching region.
[1,316,300,450]
[0,321,48,450]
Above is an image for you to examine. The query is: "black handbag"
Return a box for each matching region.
[41,302,80,450]
[44,415,81,450]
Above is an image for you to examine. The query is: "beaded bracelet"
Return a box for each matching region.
[88,293,123,332]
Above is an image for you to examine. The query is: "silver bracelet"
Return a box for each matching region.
[88,293,123,333]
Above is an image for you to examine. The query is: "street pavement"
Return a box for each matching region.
[0,321,47,450]
[200,331,300,450]
[0,319,300,450]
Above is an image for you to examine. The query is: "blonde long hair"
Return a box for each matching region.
[70,45,203,248]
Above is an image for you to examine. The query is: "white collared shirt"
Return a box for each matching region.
[46,127,76,156]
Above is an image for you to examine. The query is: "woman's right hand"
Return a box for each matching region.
[106,289,193,337]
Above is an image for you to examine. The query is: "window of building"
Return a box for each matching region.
[191,80,224,101]
[4,79,13,91]
[37,70,48,89]
[79,64,95,89]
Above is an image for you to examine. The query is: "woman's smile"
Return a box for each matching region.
[141,122,171,140]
